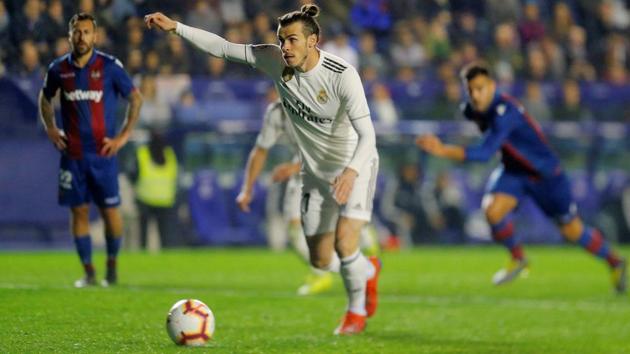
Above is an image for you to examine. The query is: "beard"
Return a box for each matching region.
[73,42,93,56]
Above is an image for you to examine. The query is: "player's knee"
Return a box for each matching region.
[559,217,582,241]
[484,205,506,225]
[310,254,331,270]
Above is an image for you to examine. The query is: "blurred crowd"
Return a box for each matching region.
[1,0,629,127]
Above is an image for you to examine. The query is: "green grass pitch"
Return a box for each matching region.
[1,246,629,353]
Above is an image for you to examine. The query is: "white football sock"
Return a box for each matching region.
[340,249,368,315]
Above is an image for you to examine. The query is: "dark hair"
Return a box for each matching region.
[68,13,97,32]
[277,4,321,40]
[460,63,491,82]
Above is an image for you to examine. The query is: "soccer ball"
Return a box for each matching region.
[166,299,215,346]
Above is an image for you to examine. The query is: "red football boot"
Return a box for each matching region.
[333,311,366,335]
[366,256,382,317]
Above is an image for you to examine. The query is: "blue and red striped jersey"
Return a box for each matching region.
[43,50,135,159]
[462,92,561,178]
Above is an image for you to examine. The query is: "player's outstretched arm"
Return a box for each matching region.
[416,134,466,162]
[38,91,67,151]
[144,12,251,65]
[236,147,269,213]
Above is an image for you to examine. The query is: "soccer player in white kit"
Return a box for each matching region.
[236,99,381,297]
[145,4,382,335]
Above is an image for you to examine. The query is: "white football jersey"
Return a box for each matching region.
[255,100,298,152]
[245,45,377,181]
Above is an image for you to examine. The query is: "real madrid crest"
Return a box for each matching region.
[91,70,101,79]
[317,88,328,104]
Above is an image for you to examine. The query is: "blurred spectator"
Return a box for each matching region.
[518,1,546,47]
[10,0,46,54]
[553,79,593,122]
[52,37,70,58]
[322,26,358,68]
[565,25,589,65]
[521,81,552,122]
[144,49,161,75]
[349,0,392,36]
[173,89,207,126]
[0,0,9,75]
[568,58,597,82]
[485,0,521,26]
[551,2,574,43]
[422,170,466,244]
[138,75,172,129]
[251,11,272,43]
[525,46,549,81]
[39,0,66,49]
[220,0,246,26]
[392,162,434,244]
[603,33,629,70]
[12,39,42,80]
[605,62,628,86]
[369,82,399,126]
[427,79,463,121]
[357,32,387,79]
[125,48,144,77]
[425,18,452,63]
[488,22,523,83]
[449,10,491,49]
[186,0,222,34]
[540,36,566,80]
[159,35,190,75]
[390,23,426,70]
[95,26,115,55]
[205,56,227,78]
[131,130,180,249]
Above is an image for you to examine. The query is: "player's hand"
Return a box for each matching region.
[236,190,252,213]
[46,128,67,151]
[101,134,129,157]
[272,162,299,182]
[144,12,177,32]
[416,134,443,156]
[331,167,358,205]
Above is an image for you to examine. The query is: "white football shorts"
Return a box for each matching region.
[300,156,379,236]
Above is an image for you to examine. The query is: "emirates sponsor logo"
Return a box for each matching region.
[63,89,103,103]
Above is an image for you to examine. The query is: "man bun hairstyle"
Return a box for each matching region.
[69,12,97,31]
[460,62,492,82]
[278,4,321,40]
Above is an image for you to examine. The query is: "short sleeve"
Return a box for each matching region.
[338,67,370,120]
[42,64,60,100]
[110,58,135,98]
[255,102,285,149]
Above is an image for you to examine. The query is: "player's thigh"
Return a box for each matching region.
[300,174,339,237]
[340,156,379,223]
[58,156,90,207]
[305,231,336,268]
[527,173,580,236]
[483,168,523,223]
[87,155,121,208]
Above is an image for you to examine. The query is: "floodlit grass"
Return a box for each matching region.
[1,246,629,353]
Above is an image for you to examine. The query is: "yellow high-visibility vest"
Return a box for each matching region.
[136,145,178,207]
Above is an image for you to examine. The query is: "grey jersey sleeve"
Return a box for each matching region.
[176,23,284,77]
[338,67,376,173]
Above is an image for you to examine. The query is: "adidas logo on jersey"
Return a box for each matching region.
[63,89,103,103]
